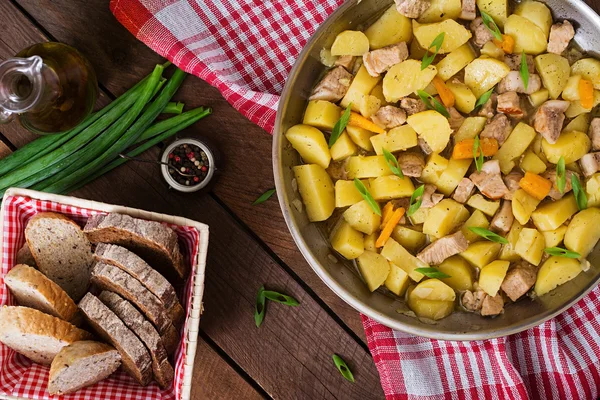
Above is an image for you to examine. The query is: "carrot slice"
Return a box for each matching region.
[493,34,515,54]
[579,78,594,109]
[380,201,395,229]
[432,76,455,108]
[519,172,552,201]
[451,138,499,159]
[376,207,405,248]
[347,112,385,134]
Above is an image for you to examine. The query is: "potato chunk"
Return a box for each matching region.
[446,80,476,114]
[285,124,331,169]
[331,30,369,56]
[385,263,410,296]
[520,151,546,175]
[464,57,510,98]
[392,226,427,253]
[438,256,474,291]
[478,260,510,296]
[514,1,552,37]
[330,221,364,260]
[364,5,412,49]
[535,256,582,296]
[346,125,375,151]
[357,251,390,291]
[407,279,456,320]
[586,173,600,207]
[435,44,476,81]
[341,65,382,112]
[343,200,381,235]
[504,15,547,55]
[531,194,578,231]
[418,0,462,23]
[535,54,571,99]
[461,210,490,243]
[493,122,536,174]
[454,117,487,142]
[515,228,545,266]
[369,175,415,201]
[370,125,418,155]
[347,155,392,179]
[413,19,472,54]
[407,110,452,153]
[436,158,472,195]
[466,194,500,217]
[335,180,368,208]
[511,189,540,225]
[499,220,523,261]
[423,199,470,238]
[293,164,335,222]
[542,225,568,248]
[383,60,437,102]
[476,0,508,29]
[564,208,600,257]
[421,154,449,185]
[303,100,341,131]
[571,58,600,90]
[460,241,502,268]
[541,131,591,164]
[381,238,426,282]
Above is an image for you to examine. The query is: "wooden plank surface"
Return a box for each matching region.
[0,1,385,399]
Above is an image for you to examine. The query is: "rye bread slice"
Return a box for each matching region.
[99,291,174,389]
[25,212,93,301]
[0,306,91,365]
[48,340,121,395]
[78,293,152,386]
[5,264,79,324]
[94,244,185,325]
[84,213,187,279]
[16,244,36,267]
[90,262,178,355]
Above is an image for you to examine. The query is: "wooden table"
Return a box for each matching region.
[0,1,386,398]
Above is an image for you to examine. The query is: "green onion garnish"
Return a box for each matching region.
[383,148,404,179]
[417,90,450,118]
[468,227,509,244]
[332,354,355,383]
[414,267,452,279]
[544,247,581,258]
[421,32,445,70]
[354,178,381,216]
[407,184,425,217]
[329,103,352,147]
[571,174,588,210]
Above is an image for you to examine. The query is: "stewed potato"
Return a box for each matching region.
[541,131,591,164]
[330,31,369,56]
[478,260,510,296]
[293,164,335,222]
[514,1,552,38]
[464,57,510,98]
[407,279,456,320]
[535,54,571,100]
[330,221,364,260]
[383,60,437,102]
[418,0,462,23]
[364,5,412,49]
[571,58,600,90]
[357,251,390,291]
[504,15,547,54]
[413,19,472,54]
[535,256,582,296]
[407,110,452,153]
[385,263,411,296]
[438,256,474,291]
[564,208,600,258]
[435,44,476,81]
[476,0,508,28]
[285,124,331,169]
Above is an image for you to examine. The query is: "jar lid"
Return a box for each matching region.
[161,138,216,193]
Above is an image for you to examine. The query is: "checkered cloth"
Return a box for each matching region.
[0,195,200,400]
[110,1,600,399]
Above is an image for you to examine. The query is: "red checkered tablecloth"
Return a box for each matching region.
[109,1,600,399]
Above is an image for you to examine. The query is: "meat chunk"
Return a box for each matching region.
[470,17,494,47]
[397,152,425,177]
[490,200,513,234]
[416,231,468,265]
[533,100,570,144]
[309,66,353,102]
[453,178,475,204]
[503,171,523,200]
[481,114,512,146]
[447,106,465,131]
[478,93,497,119]
[400,97,427,116]
[363,42,409,77]
[334,55,355,71]
[470,160,509,199]
[589,118,600,151]
[497,71,542,95]
[580,152,600,177]
[461,290,486,312]
[459,0,476,20]
[542,169,577,200]
[421,184,444,208]
[547,20,575,55]
[504,53,535,72]
[395,0,431,18]
[481,293,504,316]
[371,105,407,129]
[497,91,524,118]
[418,137,433,155]
[501,261,537,301]
[326,160,348,181]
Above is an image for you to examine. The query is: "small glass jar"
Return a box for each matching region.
[161,138,218,193]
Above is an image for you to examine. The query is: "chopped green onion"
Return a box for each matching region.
[414,267,451,279]
[475,87,494,110]
[468,227,509,244]
[332,354,355,383]
[255,286,266,328]
[571,174,588,210]
[382,148,404,179]
[556,156,566,194]
[544,247,581,258]
[480,9,502,41]
[473,136,484,172]
[253,189,276,205]
[354,178,381,216]
[421,32,445,70]
[417,90,450,118]
[407,184,425,217]
[262,290,300,306]
[520,51,529,91]
[162,101,185,114]
[329,103,352,147]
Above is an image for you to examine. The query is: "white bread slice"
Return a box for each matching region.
[48,341,121,395]
[99,291,174,389]
[5,264,79,324]
[94,244,185,325]
[90,262,178,355]
[78,293,152,386]
[84,213,187,279]
[0,306,91,365]
[25,212,93,301]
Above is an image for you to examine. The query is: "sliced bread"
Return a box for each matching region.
[4,264,79,324]
[25,212,93,301]
[0,306,91,365]
[84,213,187,279]
[94,243,185,324]
[16,244,36,267]
[99,291,174,389]
[48,340,121,395]
[78,293,152,386]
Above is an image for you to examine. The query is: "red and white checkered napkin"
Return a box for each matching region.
[0,195,200,400]
[110,1,600,398]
